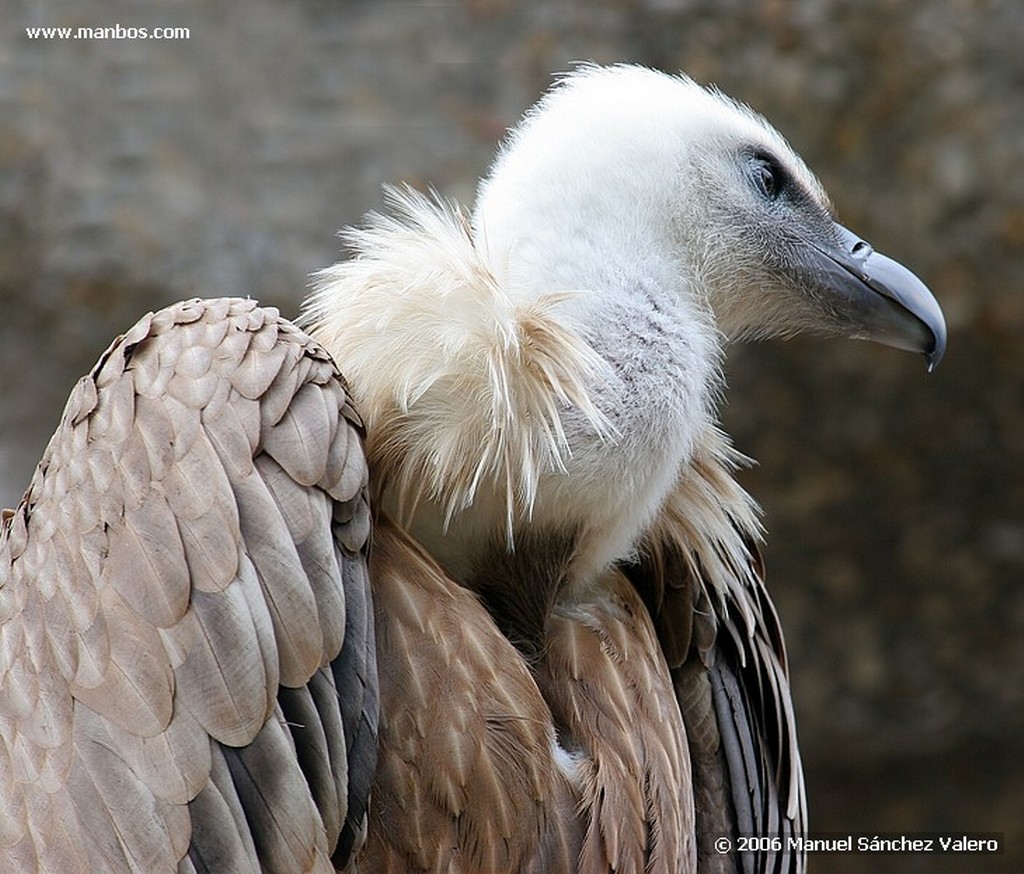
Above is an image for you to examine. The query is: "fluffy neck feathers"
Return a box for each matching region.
[303,185,744,585]
[305,188,614,535]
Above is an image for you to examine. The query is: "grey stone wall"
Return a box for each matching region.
[3,1,1022,870]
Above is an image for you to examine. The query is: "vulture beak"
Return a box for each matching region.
[806,223,947,370]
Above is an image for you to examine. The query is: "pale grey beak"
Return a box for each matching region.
[806,223,947,371]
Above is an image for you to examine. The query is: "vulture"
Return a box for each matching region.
[0,65,945,873]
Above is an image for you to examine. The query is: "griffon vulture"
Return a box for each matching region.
[0,65,945,873]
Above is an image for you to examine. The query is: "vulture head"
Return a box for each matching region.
[474,64,945,363]
[306,63,946,585]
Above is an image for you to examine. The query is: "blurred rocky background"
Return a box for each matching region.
[2,0,1021,870]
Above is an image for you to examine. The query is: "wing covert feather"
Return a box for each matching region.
[0,298,375,872]
[536,568,696,874]
[629,510,807,874]
[361,517,582,873]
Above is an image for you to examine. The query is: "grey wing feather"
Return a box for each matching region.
[627,528,806,874]
[0,297,376,873]
[705,545,806,874]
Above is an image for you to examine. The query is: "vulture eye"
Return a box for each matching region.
[751,157,782,201]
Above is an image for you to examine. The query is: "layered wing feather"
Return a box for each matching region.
[361,516,582,873]
[537,568,697,874]
[628,427,807,874]
[0,298,375,873]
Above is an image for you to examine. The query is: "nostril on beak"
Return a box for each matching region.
[851,240,873,259]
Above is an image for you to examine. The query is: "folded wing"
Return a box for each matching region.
[0,298,375,873]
